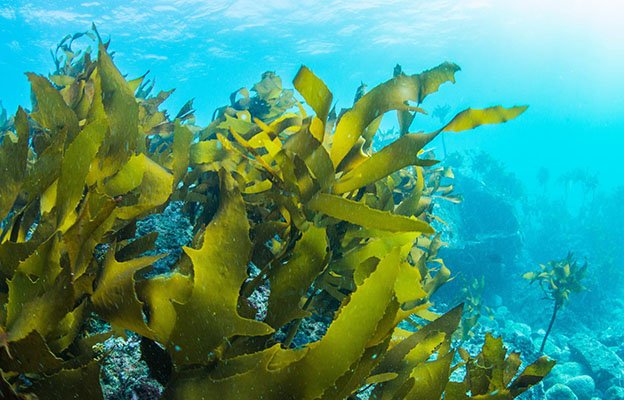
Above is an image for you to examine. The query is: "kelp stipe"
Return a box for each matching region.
[0,28,553,399]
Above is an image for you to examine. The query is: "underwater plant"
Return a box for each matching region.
[455,277,494,341]
[0,27,554,399]
[523,252,588,352]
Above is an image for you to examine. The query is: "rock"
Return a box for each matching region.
[437,176,522,298]
[546,384,579,400]
[506,321,532,338]
[544,362,590,387]
[605,386,624,400]
[566,375,595,400]
[569,334,624,388]
[136,201,193,273]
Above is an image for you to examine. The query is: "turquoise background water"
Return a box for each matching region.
[0,0,622,191]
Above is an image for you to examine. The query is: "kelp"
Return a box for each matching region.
[0,28,550,399]
[456,277,494,341]
[523,252,587,352]
[445,333,556,399]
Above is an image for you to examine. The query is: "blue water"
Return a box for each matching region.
[1,1,623,398]
[1,1,623,191]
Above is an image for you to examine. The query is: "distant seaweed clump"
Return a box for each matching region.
[524,252,588,352]
[0,26,553,399]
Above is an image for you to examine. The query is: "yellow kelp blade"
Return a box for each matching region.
[102,153,174,220]
[167,171,273,366]
[445,333,555,399]
[0,108,28,221]
[374,304,462,374]
[333,133,438,194]
[96,42,142,175]
[465,334,508,395]
[27,73,80,143]
[136,272,193,343]
[55,118,106,228]
[319,341,393,400]
[371,306,462,399]
[283,126,335,190]
[171,122,194,189]
[330,62,460,167]
[334,105,527,194]
[265,225,328,328]
[5,267,73,343]
[293,66,333,124]
[165,247,401,400]
[91,251,164,340]
[307,193,434,234]
[442,105,528,133]
[508,356,556,397]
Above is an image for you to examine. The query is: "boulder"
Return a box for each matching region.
[544,362,589,387]
[565,375,595,400]
[569,334,624,388]
[605,386,624,400]
[546,384,579,400]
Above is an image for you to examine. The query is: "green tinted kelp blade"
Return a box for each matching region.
[265,224,328,328]
[371,306,461,399]
[30,359,103,400]
[5,266,73,343]
[96,42,141,176]
[293,66,333,125]
[0,108,28,221]
[102,153,174,220]
[165,247,402,399]
[442,106,528,133]
[170,122,194,188]
[307,193,434,234]
[374,304,462,375]
[283,125,335,190]
[27,73,80,145]
[167,170,273,366]
[333,133,439,194]
[55,116,106,227]
[91,250,165,340]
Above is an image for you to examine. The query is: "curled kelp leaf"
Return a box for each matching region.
[330,62,460,167]
[334,105,528,194]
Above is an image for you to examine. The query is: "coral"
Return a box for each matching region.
[0,27,551,399]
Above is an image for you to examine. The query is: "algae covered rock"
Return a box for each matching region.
[544,361,590,388]
[605,386,624,400]
[565,375,595,400]
[546,384,579,400]
[569,334,624,388]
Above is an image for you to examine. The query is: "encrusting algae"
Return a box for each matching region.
[0,27,554,399]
